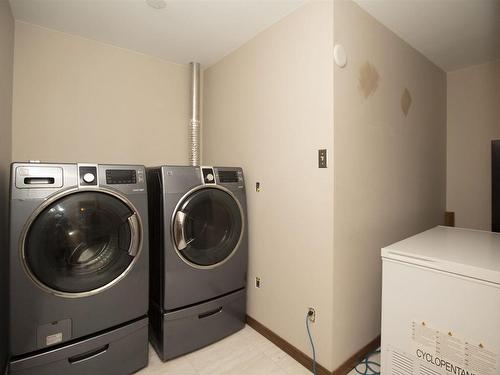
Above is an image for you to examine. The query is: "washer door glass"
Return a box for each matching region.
[24,191,140,294]
[173,188,243,267]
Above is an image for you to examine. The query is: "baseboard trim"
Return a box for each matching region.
[445,211,455,227]
[246,315,380,375]
[332,335,380,375]
[246,315,331,375]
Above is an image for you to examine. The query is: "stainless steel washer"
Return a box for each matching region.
[9,162,149,375]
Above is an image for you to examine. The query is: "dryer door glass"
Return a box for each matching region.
[24,191,140,294]
[173,188,243,267]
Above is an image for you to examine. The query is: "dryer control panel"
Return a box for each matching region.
[201,167,243,187]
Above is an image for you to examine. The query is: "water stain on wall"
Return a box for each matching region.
[358,61,379,98]
[401,88,412,116]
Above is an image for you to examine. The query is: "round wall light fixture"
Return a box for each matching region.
[334,44,347,68]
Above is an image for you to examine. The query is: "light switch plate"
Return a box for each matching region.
[318,149,327,168]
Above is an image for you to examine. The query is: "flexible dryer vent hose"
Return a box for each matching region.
[189,62,201,166]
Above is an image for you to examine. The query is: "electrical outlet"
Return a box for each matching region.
[255,277,261,288]
[308,307,316,322]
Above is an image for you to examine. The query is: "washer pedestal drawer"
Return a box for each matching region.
[150,288,246,361]
[9,317,148,375]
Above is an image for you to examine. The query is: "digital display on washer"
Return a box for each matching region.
[106,169,137,185]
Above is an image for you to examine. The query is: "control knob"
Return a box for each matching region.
[83,173,95,183]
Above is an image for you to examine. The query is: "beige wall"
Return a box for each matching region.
[12,21,190,166]
[447,60,500,230]
[332,0,446,368]
[203,2,335,371]
[7,2,451,372]
[0,0,14,372]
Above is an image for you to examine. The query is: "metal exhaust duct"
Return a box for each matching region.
[189,62,201,166]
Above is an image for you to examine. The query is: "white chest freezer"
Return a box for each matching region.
[381,226,500,375]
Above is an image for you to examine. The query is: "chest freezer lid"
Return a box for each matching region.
[382,226,500,285]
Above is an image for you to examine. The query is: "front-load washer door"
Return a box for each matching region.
[23,190,141,297]
[172,186,243,268]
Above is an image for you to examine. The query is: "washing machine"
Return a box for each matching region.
[9,162,149,375]
[147,165,248,361]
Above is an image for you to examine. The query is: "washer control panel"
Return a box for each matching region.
[106,169,137,185]
[79,166,97,186]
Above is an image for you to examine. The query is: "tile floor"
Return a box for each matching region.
[137,324,380,375]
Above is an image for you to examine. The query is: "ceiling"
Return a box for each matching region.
[10,0,500,72]
[9,0,305,67]
[354,0,500,72]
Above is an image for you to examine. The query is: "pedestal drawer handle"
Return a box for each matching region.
[68,344,109,364]
[198,307,223,319]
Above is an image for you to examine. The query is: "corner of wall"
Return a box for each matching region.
[0,1,14,373]
[332,0,447,370]
[203,1,335,371]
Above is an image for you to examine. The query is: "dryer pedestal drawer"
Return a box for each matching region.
[9,317,148,375]
[150,288,246,361]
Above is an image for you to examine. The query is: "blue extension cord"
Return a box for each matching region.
[305,312,380,375]
[354,349,381,375]
[306,312,317,375]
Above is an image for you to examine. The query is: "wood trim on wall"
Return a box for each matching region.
[246,315,380,375]
[445,211,455,227]
[332,335,380,375]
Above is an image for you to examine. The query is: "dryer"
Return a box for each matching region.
[9,162,149,375]
[147,166,248,361]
